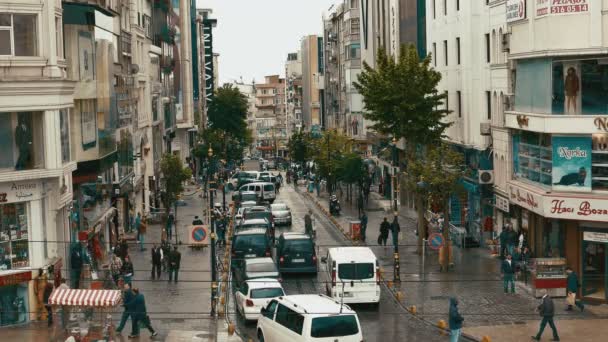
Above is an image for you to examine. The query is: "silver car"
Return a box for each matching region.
[270,203,292,226]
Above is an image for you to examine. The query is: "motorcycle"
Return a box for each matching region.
[329,195,341,216]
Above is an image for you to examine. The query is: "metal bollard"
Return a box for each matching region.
[409,305,417,314]
[481,336,491,342]
[393,252,401,282]
[437,319,448,336]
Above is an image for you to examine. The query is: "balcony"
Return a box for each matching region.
[0,112,45,174]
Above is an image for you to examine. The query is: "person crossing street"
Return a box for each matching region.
[168,246,181,283]
[129,288,157,338]
[116,282,135,334]
[532,290,560,341]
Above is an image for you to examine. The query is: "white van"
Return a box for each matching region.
[256,294,363,342]
[320,247,380,304]
[239,182,276,203]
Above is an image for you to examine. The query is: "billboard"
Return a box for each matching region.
[552,136,592,192]
[536,0,589,18]
[507,0,526,23]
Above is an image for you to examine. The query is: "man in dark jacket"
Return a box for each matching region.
[501,254,516,293]
[168,246,181,283]
[360,212,368,242]
[70,244,83,289]
[151,244,163,280]
[390,217,400,251]
[304,210,313,237]
[129,288,157,338]
[379,218,390,246]
[532,290,560,341]
[116,283,135,334]
[566,267,584,311]
[449,297,464,342]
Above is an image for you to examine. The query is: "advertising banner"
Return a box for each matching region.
[552,136,592,192]
[507,0,527,22]
[536,0,589,18]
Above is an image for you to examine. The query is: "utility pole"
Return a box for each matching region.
[208,147,217,316]
[391,137,400,283]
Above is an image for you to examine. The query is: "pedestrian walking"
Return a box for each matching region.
[565,267,584,312]
[116,282,135,334]
[117,237,129,262]
[134,212,142,241]
[166,210,175,240]
[121,255,134,286]
[448,297,464,342]
[502,254,516,294]
[168,246,181,283]
[161,239,171,271]
[360,212,368,242]
[532,289,560,341]
[138,215,147,251]
[390,217,400,251]
[379,217,390,246]
[129,288,158,338]
[70,244,83,289]
[499,227,508,259]
[43,282,54,327]
[507,226,517,257]
[151,244,163,280]
[304,210,313,237]
[110,252,123,286]
[56,278,69,329]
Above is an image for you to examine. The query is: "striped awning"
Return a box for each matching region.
[49,289,122,307]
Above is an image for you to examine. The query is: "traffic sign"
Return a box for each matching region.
[189,225,209,246]
[428,233,444,250]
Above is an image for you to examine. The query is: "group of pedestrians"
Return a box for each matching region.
[116,283,157,338]
[377,217,400,250]
[110,237,135,286]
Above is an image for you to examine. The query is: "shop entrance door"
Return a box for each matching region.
[582,239,608,301]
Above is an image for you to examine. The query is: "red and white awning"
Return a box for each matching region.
[49,289,122,307]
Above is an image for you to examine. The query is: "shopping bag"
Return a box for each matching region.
[566,292,576,306]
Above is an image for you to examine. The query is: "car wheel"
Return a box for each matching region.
[258,330,265,342]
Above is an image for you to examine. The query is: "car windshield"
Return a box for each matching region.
[250,287,284,299]
[271,204,287,211]
[246,263,277,274]
[284,239,313,253]
[245,212,270,220]
[263,184,274,191]
[234,235,267,250]
[241,223,268,230]
[338,263,374,280]
[310,315,359,338]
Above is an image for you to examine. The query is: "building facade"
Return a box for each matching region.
[255,75,287,158]
[285,52,303,136]
[301,35,323,130]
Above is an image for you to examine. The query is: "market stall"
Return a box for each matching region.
[49,288,122,342]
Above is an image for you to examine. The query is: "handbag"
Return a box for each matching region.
[377,235,382,245]
[566,292,576,306]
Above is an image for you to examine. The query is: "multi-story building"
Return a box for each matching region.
[503,0,608,302]
[324,1,365,150]
[255,75,287,158]
[301,35,323,130]
[285,52,303,135]
[230,80,257,156]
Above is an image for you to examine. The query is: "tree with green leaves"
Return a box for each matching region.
[354,44,452,254]
[312,130,352,194]
[160,153,192,215]
[336,152,367,209]
[287,131,312,165]
[207,84,248,138]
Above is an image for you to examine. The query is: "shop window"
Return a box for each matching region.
[0,112,45,171]
[513,132,552,186]
[541,220,565,258]
[60,109,70,164]
[515,59,553,114]
[0,284,29,325]
[552,59,608,115]
[0,203,30,270]
[592,134,608,190]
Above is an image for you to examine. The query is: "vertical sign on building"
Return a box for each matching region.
[203,19,215,107]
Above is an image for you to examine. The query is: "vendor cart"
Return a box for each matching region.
[49,288,122,342]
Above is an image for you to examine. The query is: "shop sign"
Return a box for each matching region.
[583,231,608,243]
[536,0,550,16]
[0,180,43,204]
[552,136,592,192]
[536,0,589,17]
[0,271,32,286]
[547,198,608,221]
[508,184,543,215]
[507,0,526,22]
[495,194,510,213]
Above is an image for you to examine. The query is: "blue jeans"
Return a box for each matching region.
[450,328,461,342]
[504,274,515,293]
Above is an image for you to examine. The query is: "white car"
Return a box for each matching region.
[257,294,363,342]
[270,203,292,226]
[235,278,285,321]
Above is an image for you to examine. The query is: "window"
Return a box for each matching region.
[0,13,38,56]
[485,34,490,63]
[350,0,358,9]
[55,16,63,58]
[0,112,44,170]
[457,91,462,118]
[275,304,304,335]
[338,263,374,280]
[311,315,360,338]
[0,203,30,270]
[432,43,437,66]
[444,0,447,15]
[347,43,361,59]
[486,91,491,120]
[443,40,448,66]
[60,109,70,163]
[263,300,278,319]
[456,37,461,64]
[250,288,284,299]
[592,134,608,190]
[512,132,553,186]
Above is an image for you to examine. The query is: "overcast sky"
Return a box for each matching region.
[196,0,334,85]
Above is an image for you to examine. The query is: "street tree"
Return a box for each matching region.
[354,44,452,254]
[287,131,312,166]
[207,84,248,138]
[337,152,367,206]
[160,153,192,215]
[312,129,352,194]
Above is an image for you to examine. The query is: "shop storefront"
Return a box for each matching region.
[0,271,31,326]
[581,230,608,301]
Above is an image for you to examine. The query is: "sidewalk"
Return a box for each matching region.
[301,183,603,342]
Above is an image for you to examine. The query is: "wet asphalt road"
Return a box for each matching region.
[225,162,446,342]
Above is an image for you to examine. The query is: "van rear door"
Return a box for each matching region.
[335,261,378,302]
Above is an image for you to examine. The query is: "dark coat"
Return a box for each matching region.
[380,221,390,237]
[538,295,555,317]
[448,297,464,330]
[360,214,368,228]
[43,284,54,305]
[132,293,148,319]
[391,220,401,233]
[70,248,83,270]
[151,247,162,265]
[169,250,181,269]
[122,261,134,276]
[501,259,516,275]
[567,271,579,293]
[123,289,136,313]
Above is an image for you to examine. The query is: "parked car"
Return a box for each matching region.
[270,203,291,226]
[257,294,363,342]
[231,229,273,269]
[237,218,273,237]
[276,232,317,274]
[235,278,285,321]
[231,171,260,188]
[233,257,280,286]
[233,190,259,205]
[239,182,276,203]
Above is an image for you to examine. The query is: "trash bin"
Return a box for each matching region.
[350,221,361,241]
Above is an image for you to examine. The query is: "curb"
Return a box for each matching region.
[301,191,481,342]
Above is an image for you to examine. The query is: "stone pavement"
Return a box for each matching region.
[301,183,604,341]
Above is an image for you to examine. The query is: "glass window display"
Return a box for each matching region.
[0,112,44,171]
[0,284,29,326]
[0,203,29,270]
[513,132,553,186]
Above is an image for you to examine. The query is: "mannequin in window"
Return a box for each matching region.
[15,115,33,170]
[565,67,579,114]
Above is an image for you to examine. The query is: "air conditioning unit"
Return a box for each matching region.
[480,122,491,136]
[501,33,510,53]
[479,170,494,184]
[130,63,140,75]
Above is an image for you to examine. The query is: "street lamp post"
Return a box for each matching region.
[391,137,400,283]
[208,147,217,316]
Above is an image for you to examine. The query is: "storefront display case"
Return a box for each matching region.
[533,258,567,298]
[0,203,29,270]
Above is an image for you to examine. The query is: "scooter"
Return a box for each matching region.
[329,195,341,216]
